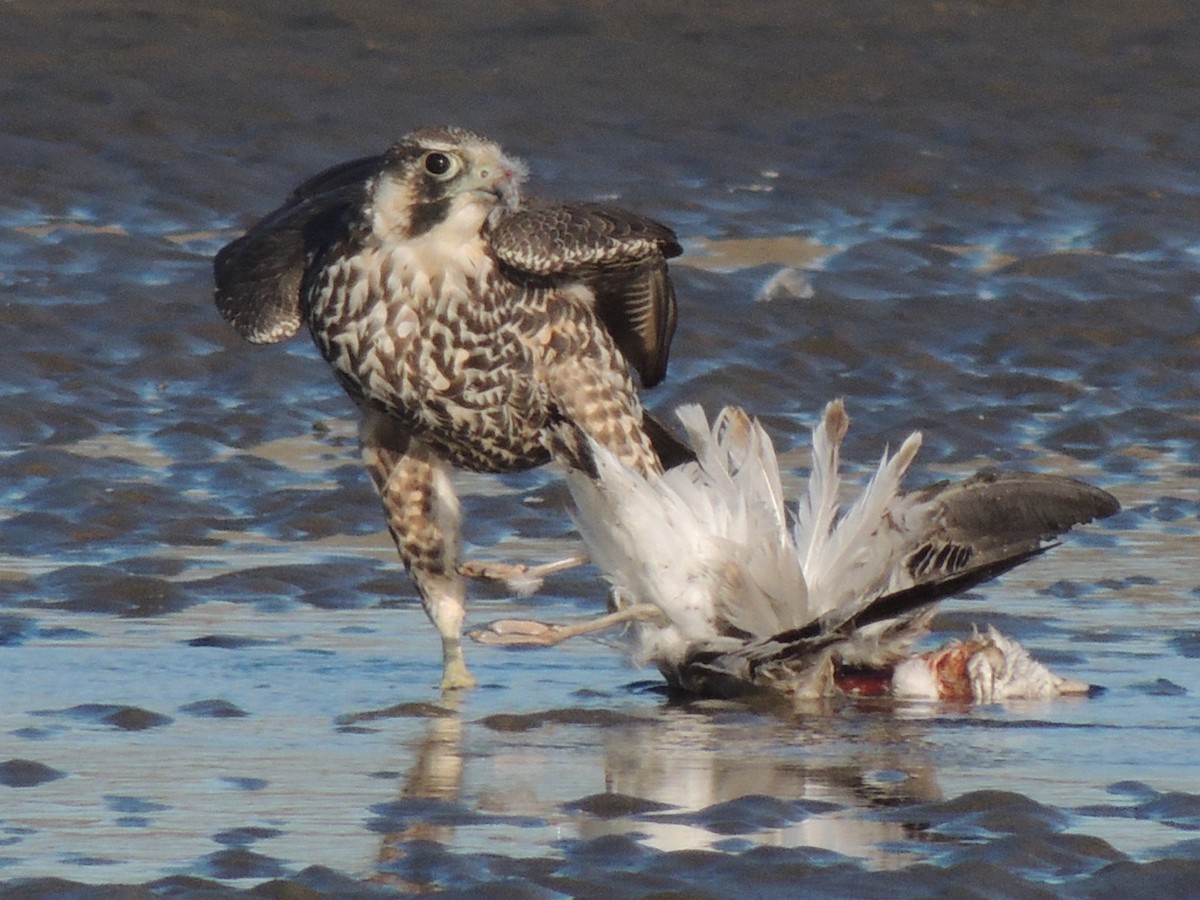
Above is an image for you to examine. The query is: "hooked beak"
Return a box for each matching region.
[467,150,528,210]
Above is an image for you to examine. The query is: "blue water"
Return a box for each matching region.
[1,2,1198,896]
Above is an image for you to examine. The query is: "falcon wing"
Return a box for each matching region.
[489,203,682,387]
[213,155,381,344]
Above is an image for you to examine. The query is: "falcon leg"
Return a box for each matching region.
[362,420,476,691]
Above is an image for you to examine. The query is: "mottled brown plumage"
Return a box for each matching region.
[214,126,686,688]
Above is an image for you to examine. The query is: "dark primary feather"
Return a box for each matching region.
[213,156,379,344]
[911,470,1120,569]
[642,412,696,469]
[489,203,682,387]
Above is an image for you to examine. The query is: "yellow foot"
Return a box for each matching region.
[440,644,477,691]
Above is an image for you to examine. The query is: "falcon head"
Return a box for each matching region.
[368,126,529,241]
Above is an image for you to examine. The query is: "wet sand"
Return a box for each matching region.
[2,0,1199,896]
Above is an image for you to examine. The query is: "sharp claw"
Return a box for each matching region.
[467,618,569,647]
[459,555,590,597]
[468,604,664,648]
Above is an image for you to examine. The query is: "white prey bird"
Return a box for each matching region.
[557,400,1119,704]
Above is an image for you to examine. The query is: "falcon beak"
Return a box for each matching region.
[467,151,527,210]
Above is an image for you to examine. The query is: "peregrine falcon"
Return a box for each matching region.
[214,126,689,690]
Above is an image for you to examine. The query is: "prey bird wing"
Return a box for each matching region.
[213,154,381,344]
[904,470,1121,582]
[569,400,1120,702]
[489,203,682,388]
[686,437,1120,695]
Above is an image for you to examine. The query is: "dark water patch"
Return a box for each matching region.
[9,727,62,741]
[281,864,413,899]
[1108,781,1161,802]
[1079,788,1200,831]
[186,560,386,611]
[0,451,228,556]
[115,555,190,578]
[368,798,546,833]
[569,687,612,700]
[558,832,654,870]
[212,826,285,847]
[646,794,839,836]
[943,831,1125,878]
[1074,629,1138,646]
[1097,574,1159,592]
[885,789,1071,839]
[103,796,169,823]
[1131,678,1188,698]
[59,853,119,868]
[196,847,289,881]
[1140,495,1198,524]
[0,616,35,647]
[185,634,279,649]
[1168,632,1200,659]
[1071,858,1200,899]
[337,702,455,728]
[32,704,172,732]
[0,843,1198,899]
[245,487,380,543]
[563,792,676,819]
[220,777,268,792]
[478,707,649,733]
[1041,579,1109,601]
[18,566,192,617]
[1156,838,1200,861]
[374,839,505,895]
[0,877,218,899]
[0,759,66,788]
[1134,793,1200,831]
[178,699,249,718]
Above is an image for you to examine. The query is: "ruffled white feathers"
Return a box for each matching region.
[568,401,1117,703]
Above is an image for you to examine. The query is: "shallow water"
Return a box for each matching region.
[2,1,1199,896]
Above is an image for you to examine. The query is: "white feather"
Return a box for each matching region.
[567,401,1097,704]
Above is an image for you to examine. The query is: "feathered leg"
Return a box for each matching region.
[361,414,475,691]
[464,352,667,647]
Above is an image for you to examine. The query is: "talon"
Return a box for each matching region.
[468,604,663,648]
[460,560,528,580]
[460,555,590,597]
[467,618,568,647]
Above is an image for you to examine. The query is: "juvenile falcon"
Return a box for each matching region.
[214,126,688,690]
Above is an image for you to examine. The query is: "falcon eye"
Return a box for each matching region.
[422,151,460,180]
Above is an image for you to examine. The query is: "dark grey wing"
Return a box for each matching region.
[213,155,381,344]
[815,471,1120,640]
[489,203,682,387]
[902,471,1121,584]
[283,154,382,205]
